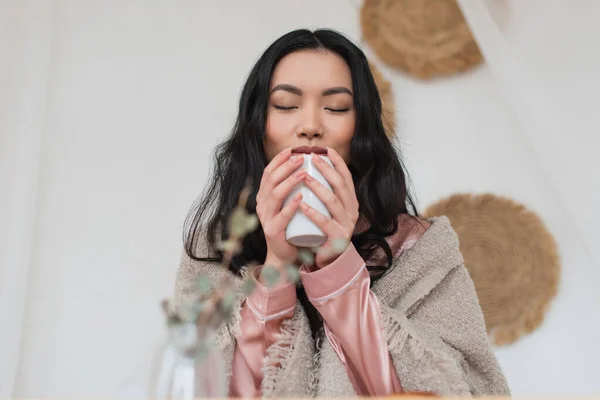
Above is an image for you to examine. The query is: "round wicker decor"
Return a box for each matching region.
[423,193,560,345]
[369,61,396,138]
[361,0,484,80]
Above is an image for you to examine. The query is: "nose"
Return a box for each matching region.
[298,129,322,140]
[296,107,323,140]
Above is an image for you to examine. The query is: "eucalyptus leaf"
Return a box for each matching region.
[245,214,259,234]
[179,300,205,322]
[242,277,257,296]
[220,290,237,312]
[229,208,248,237]
[285,265,300,283]
[260,265,280,288]
[166,316,183,328]
[190,301,206,316]
[216,239,239,253]
[195,275,213,295]
[298,249,315,265]
[332,238,349,253]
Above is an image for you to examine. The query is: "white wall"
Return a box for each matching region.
[459,0,600,269]
[0,0,20,278]
[0,0,53,396]
[2,0,599,397]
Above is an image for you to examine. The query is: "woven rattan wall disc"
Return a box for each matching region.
[423,193,560,345]
[369,61,396,138]
[361,0,484,80]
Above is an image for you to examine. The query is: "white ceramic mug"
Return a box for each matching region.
[284,154,333,247]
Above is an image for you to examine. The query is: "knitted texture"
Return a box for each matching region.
[174,216,510,397]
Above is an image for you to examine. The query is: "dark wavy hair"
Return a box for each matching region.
[184,28,418,338]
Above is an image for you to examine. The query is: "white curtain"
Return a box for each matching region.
[0,0,54,396]
[457,0,600,270]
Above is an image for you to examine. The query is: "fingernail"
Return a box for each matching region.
[282,147,291,154]
[304,173,313,181]
[290,155,298,161]
[295,169,306,177]
[294,192,302,200]
[312,154,321,163]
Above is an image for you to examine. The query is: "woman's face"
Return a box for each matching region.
[264,49,355,163]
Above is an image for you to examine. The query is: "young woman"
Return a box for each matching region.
[175,29,509,398]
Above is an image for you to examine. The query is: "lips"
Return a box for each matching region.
[291,146,328,155]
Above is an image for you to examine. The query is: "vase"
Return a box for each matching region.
[148,322,226,399]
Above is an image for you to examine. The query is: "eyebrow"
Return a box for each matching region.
[270,84,353,97]
[322,86,353,97]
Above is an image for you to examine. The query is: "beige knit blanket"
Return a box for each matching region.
[174,216,510,397]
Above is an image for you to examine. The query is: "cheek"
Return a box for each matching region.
[264,113,293,158]
[323,115,355,160]
[267,112,298,137]
[324,111,355,138]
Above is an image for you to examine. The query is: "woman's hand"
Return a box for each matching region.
[256,147,306,269]
[300,147,359,267]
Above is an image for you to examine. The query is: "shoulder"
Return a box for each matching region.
[373,216,466,311]
[174,246,240,309]
[390,214,459,263]
[398,215,461,262]
[392,214,432,256]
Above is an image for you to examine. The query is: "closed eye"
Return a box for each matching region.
[325,108,350,113]
[274,105,298,111]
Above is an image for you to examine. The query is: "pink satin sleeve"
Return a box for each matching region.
[229,267,296,398]
[299,243,404,397]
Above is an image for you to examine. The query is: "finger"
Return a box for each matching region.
[258,148,292,206]
[263,147,292,176]
[299,202,343,239]
[271,192,303,231]
[268,154,304,187]
[270,168,306,211]
[261,154,304,195]
[258,153,303,215]
[326,147,355,193]
[312,154,357,215]
[303,172,349,226]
